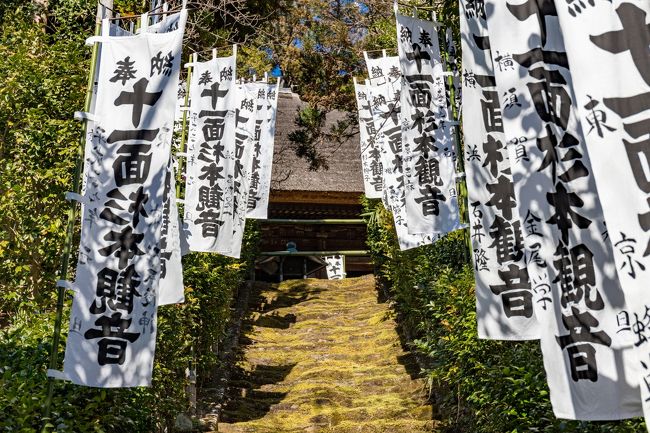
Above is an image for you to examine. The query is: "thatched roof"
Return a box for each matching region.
[270,90,364,194]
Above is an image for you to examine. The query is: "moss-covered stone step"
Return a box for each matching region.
[215,275,436,432]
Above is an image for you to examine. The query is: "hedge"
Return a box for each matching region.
[363,197,645,433]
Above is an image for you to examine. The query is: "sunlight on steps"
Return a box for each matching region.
[214,275,437,433]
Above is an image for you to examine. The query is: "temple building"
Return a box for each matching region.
[255,90,373,281]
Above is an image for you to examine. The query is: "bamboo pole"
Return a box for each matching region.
[43,0,110,421]
[441,27,472,263]
[176,57,193,198]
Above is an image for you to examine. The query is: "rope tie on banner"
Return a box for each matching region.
[85,17,111,45]
[73,111,98,122]
[140,12,150,31]
[85,36,102,46]
[55,280,77,293]
[64,192,90,206]
[46,370,69,381]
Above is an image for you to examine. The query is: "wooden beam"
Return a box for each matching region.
[259,250,369,257]
[269,190,363,205]
[259,219,366,225]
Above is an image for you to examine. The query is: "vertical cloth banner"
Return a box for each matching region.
[485,0,640,420]
[364,54,435,250]
[149,12,184,306]
[147,10,182,34]
[81,22,134,195]
[554,0,650,424]
[218,82,258,259]
[395,11,461,236]
[324,255,345,280]
[353,78,383,199]
[183,50,237,253]
[158,156,184,305]
[247,80,282,219]
[364,53,400,212]
[459,2,539,340]
[63,10,187,387]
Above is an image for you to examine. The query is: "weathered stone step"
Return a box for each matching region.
[212,275,436,433]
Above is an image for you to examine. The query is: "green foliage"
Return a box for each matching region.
[362,198,646,433]
[0,223,259,432]
[288,106,329,171]
[0,2,93,319]
[0,2,262,431]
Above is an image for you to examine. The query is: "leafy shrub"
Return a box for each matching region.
[0,223,259,432]
[363,197,645,433]
[0,2,261,431]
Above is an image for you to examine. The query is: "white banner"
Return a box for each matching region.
[247,80,281,220]
[82,21,135,195]
[395,13,461,236]
[363,56,435,251]
[364,51,402,82]
[459,3,539,341]
[218,83,258,259]
[158,157,184,305]
[183,51,237,253]
[555,0,650,424]
[64,10,187,387]
[324,255,345,280]
[146,10,182,34]
[353,78,383,199]
[485,0,640,420]
[364,53,401,211]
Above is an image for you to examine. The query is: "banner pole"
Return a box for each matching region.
[441,27,471,262]
[176,56,193,198]
[43,0,109,422]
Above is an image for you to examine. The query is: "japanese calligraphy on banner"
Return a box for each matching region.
[353,78,383,199]
[63,10,187,387]
[247,80,281,220]
[364,51,402,82]
[218,83,258,259]
[158,157,184,306]
[363,56,434,250]
[325,255,345,280]
[82,21,135,196]
[485,0,640,420]
[555,0,650,423]
[459,3,539,341]
[395,12,461,236]
[174,80,187,128]
[183,51,237,253]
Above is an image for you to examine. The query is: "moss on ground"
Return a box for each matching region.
[216,275,436,433]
